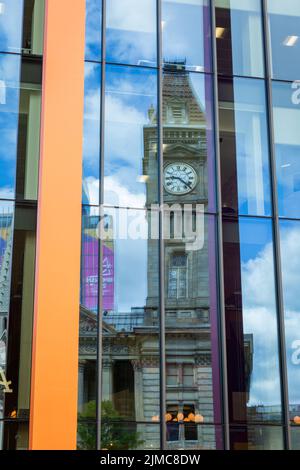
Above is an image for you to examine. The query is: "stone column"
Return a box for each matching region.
[77,361,85,413]
[102,359,113,402]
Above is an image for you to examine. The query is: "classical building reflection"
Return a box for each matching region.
[79,62,224,449]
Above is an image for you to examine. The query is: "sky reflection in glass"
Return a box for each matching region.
[0,53,21,200]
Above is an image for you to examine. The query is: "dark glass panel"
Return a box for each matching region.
[223,217,282,449]
[1,420,29,450]
[219,77,271,216]
[229,425,284,450]
[15,57,42,201]
[215,0,264,77]
[3,204,36,451]
[22,0,45,55]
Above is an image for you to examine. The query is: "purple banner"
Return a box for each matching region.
[81,233,114,313]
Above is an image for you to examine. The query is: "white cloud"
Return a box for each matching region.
[104,174,145,207]
[0,186,14,200]
[241,225,300,408]
[107,0,156,33]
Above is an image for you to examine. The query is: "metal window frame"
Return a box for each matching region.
[157,0,167,451]
[261,0,291,450]
[96,0,106,451]
[210,0,230,451]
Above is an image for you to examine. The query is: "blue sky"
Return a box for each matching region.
[0,53,21,199]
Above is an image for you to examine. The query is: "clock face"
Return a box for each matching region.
[164,163,197,195]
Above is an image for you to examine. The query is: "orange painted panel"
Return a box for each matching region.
[29,0,85,450]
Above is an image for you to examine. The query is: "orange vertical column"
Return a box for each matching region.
[29,0,85,450]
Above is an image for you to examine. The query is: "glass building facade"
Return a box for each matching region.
[1,0,300,451]
[0,0,44,449]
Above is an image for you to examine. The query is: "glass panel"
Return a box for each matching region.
[162,0,211,72]
[82,63,101,205]
[1,420,29,450]
[164,214,222,450]
[291,427,300,450]
[215,0,264,77]
[79,206,161,449]
[162,65,220,450]
[0,54,21,200]
[0,0,23,54]
[279,220,300,426]
[272,81,300,218]
[0,201,14,434]
[2,204,36,452]
[268,0,300,81]
[15,59,42,201]
[229,425,284,450]
[0,0,44,55]
[162,68,215,213]
[100,207,160,450]
[22,0,45,55]
[104,65,158,209]
[78,206,98,442]
[223,217,282,449]
[85,0,102,61]
[219,78,271,216]
[106,0,157,67]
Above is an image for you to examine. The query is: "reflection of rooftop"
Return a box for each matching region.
[103,311,145,332]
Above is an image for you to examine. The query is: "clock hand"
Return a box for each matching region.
[171,175,192,189]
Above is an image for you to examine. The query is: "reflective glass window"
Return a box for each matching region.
[219,78,271,216]
[291,427,300,450]
[279,220,300,429]
[0,0,44,55]
[3,204,37,449]
[162,0,211,72]
[22,0,45,55]
[162,67,215,212]
[268,0,300,81]
[0,201,14,426]
[106,0,157,67]
[15,58,42,201]
[223,217,282,448]
[229,426,284,450]
[272,81,300,218]
[215,0,264,77]
[78,206,99,449]
[162,65,221,450]
[82,63,101,206]
[79,206,161,450]
[0,54,21,200]
[164,215,222,450]
[85,0,102,61]
[104,65,158,209]
[0,0,23,53]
